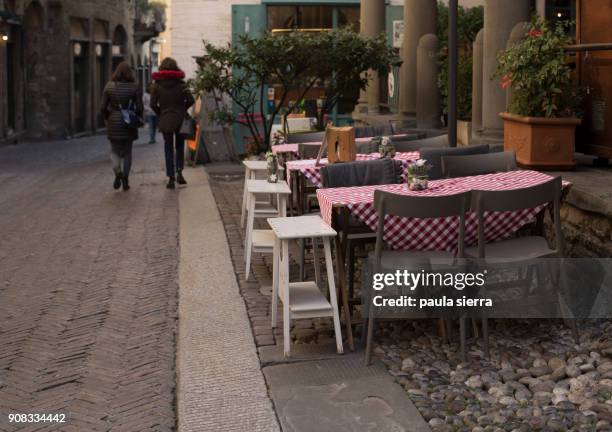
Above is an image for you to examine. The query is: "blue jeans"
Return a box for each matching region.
[146,115,157,143]
[163,132,185,178]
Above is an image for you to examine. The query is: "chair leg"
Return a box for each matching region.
[459,317,467,362]
[482,317,490,358]
[472,319,479,338]
[439,319,447,344]
[365,312,376,366]
[347,241,355,305]
[571,319,580,344]
[323,238,343,354]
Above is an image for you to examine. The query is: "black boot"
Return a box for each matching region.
[113,174,122,190]
[121,175,130,191]
[167,177,175,189]
[176,170,187,185]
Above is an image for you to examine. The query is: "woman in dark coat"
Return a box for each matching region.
[100,61,143,191]
[151,57,195,189]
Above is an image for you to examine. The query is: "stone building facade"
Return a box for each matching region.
[0,0,137,141]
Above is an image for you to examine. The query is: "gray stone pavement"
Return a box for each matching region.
[0,133,178,431]
[177,167,279,431]
[207,163,431,432]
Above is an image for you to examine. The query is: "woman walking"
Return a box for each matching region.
[151,57,195,189]
[100,61,143,191]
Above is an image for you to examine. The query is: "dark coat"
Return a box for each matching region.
[150,70,195,134]
[100,81,143,141]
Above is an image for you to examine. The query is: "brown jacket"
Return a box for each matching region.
[150,70,195,134]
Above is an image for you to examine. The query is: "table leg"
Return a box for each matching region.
[279,194,287,217]
[324,237,344,355]
[271,236,280,329]
[282,239,291,357]
[240,168,250,228]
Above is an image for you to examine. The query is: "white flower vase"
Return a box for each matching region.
[267,157,278,183]
[407,175,428,191]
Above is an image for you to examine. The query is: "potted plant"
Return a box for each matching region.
[495,17,585,169]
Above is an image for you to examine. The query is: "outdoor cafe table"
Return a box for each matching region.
[315,170,570,348]
[285,152,419,216]
[317,170,569,252]
[271,134,421,159]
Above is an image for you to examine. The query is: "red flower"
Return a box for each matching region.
[500,74,512,90]
[528,29,543,37]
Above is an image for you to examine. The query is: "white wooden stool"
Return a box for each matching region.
[240,160,284,228]
[245,179,291,280]
[267,215,343,357]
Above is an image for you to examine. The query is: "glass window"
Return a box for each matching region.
[267,5,333,31]
[268,6,298,30]
[546,0,576,37]
[297,6,332,30]
[338,6,360,32]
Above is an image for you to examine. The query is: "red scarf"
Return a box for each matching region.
[152,70,185,81]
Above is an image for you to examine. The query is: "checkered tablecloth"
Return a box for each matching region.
[286,152,420,188]
[316,170,570,252]
[271,137,395,158]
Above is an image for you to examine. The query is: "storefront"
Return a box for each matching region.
[230,0,401,152]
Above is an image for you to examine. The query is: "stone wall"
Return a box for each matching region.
[560,204,612,258]
[166,0,260,79]
[0,0,136,140]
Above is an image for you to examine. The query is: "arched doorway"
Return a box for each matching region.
[94,20,110,129]
[70,17,89,133]
[23,1,45,137]
[112,25,127,71]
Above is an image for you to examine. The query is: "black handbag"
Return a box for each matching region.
[180,115,196,139]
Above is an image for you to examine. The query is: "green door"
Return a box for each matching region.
[231,4,267,154]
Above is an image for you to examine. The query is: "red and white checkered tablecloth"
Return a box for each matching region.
[271,137,394,158]
[316,170,570,252]
[286,152,420,188]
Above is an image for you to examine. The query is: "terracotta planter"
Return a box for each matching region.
[500,112,581,170]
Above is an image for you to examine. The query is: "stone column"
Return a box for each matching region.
[505,22,529,109]
[481,0,530,136]
[416,34,441,129]
[471,29,484,138]
[354,0,385,116]
[536,0,546,18]
[399,0,437,116]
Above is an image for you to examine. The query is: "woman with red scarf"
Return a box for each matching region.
[151,58,195,189]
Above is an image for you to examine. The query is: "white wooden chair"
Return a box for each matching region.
[245,179,291,280]
[267,215,343,357]
[240,160,285,228]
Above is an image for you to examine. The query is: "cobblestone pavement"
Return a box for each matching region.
[0,134,178,432]
[208,170,338,352]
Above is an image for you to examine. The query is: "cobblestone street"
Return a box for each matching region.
[0,134,179,431]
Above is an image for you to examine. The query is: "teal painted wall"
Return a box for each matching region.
[231,4,267,154]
